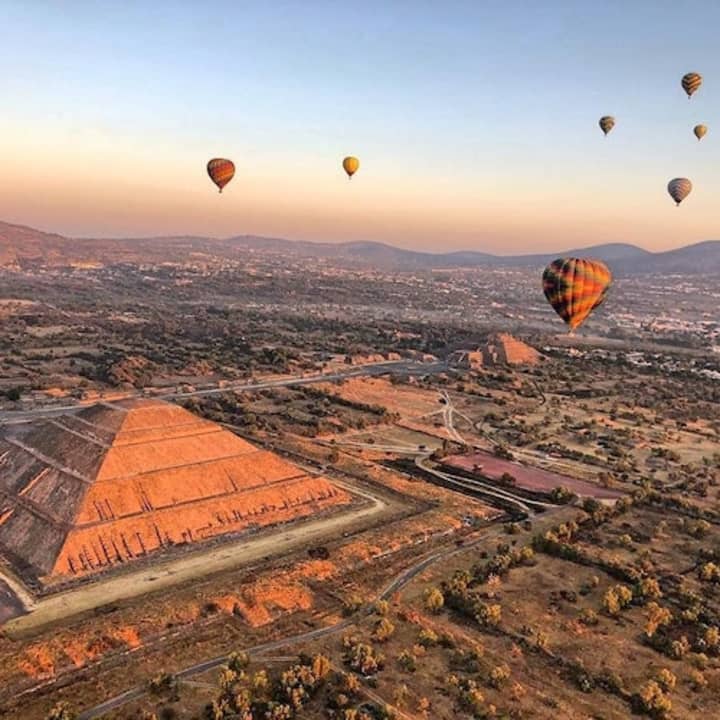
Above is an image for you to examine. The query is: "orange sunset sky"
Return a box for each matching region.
[0,2,718,254]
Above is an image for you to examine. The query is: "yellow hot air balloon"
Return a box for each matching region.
[694,124,708,141]
[599,116,615,136]
[342,156,360,179]
[207,158,235,193]
[682,72,702,99]
[667,178,692,206]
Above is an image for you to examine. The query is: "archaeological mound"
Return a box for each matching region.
[0,399,349,587]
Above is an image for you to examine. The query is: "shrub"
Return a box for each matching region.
[423,587,445,613]
[656,668,676,692]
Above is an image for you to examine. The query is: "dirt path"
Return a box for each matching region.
[4,479,389,638]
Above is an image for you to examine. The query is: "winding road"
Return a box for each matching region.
[76,532,495,720]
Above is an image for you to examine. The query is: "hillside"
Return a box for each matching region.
[1,220,719,274]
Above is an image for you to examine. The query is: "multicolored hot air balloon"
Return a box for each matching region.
[694,124,708,141]
[207,158,235,193]
[342,156,360,179]
[667,177,692,206]
[542,258,612,332]
[599,116,615,136]
[682,72,702,99]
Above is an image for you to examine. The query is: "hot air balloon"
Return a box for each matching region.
[599,116,615,136]
[667,177,692,206]
[542,258,612,332]
[682,72,702,99]
[207,158,235,193]
[694,124,708,141]
[342,156,360,179]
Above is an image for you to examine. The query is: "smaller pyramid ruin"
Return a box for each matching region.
[0,399,350,586]
[449,333,541,369]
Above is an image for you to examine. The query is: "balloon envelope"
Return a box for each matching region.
[542,258,612,331]
[667,177,692,205]
[599,116,615,135]
[694,124,707,141]
[207,158,235,193]
[343,156,360,178]
[682,72,702,98]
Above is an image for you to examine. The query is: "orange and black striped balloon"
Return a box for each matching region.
[542,258,612,332]
[207,158,235,193]
[682,72,702,99]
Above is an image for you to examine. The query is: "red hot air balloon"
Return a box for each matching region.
[207,158,235,193]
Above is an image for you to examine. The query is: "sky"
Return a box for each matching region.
[0,1,718,254]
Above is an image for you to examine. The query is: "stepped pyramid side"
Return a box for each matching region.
[448,333,541,369]
[0,399,350,584]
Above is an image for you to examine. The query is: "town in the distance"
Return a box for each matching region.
[0,220,718,720]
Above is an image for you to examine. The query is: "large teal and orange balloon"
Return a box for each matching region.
[542,258,612,332]
[207,158,235,193]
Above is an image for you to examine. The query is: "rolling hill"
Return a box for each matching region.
[1,220,718,275]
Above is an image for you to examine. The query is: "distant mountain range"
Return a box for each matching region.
[1,220,719,275]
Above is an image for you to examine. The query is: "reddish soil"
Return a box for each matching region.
[442,451,623,499]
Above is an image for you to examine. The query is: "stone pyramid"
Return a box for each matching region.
[0,399,348,585]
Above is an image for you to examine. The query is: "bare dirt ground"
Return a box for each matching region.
[443,450,624,499]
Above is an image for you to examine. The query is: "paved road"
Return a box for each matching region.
[0,360,447,425]
[76,533,492,720]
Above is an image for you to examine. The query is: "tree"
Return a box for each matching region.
[489,664,511,688]
[476,602,502,627]
[265,703,293,720]
[373,617,396,642]
[393,684,410,708]
[423,587,444,614]
[699,562,720,583]
[418,628,439,648]
[704,626,719,649]
[398,650,417,672]
[148,672,177,698]
[45,704,76,720]
[689,669,707,691]
[644,602,672,638]
[636,577,662,601]
[656,668,676,692]
[252,669,270,696]
[499,472,516,487]
[312,654,332,681]
[635,681,672,718]
[227,651,250,673]
[343,593,364,616]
